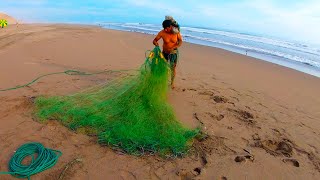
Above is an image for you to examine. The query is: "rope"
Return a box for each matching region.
[0,49,170,92]
[0,142,62,180]
[0,69,134,92]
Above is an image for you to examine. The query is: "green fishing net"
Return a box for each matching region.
[35,46,199,157]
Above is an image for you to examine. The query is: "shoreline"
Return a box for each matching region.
[1,24,320,179]
[5,22,319,78]
[185,40,320,78]
[100,25,320,78]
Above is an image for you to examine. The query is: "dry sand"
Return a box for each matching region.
[0,23,320,180]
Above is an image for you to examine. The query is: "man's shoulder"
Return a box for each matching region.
[158,30,165,34]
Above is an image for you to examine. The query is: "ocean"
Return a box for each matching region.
[100,22,320,78]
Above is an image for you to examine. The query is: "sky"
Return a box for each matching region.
[1,0,320,46]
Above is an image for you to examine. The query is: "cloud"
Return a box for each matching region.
[239,0,320,44]
[1,0,319,45]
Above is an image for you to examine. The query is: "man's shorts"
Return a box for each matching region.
[162,50,178,68]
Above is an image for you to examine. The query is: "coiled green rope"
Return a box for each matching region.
[0,142,62,180]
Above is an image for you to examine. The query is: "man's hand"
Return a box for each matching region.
[168,46,179,53]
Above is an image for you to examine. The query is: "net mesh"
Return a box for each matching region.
[35,46,199,157]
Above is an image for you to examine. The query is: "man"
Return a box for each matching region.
[153,18,183,89]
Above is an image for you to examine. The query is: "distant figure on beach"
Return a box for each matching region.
[153,16,183,89]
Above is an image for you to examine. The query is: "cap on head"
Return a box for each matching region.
[165,16,174,21]
[164,15,180,33]
[162,19,172,29]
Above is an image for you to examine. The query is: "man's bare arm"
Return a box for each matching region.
[175,33,183,48]
[153,32,162,46]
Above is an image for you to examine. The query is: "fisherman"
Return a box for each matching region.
[153,16,182,89]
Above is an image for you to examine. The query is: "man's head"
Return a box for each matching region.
[162,20,173,33]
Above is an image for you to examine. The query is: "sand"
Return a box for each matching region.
[0,23,320,180]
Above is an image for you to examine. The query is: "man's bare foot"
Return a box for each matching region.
[171,84,175,89]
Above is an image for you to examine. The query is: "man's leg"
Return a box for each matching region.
[169,53,178,89]
[171,63,177,89]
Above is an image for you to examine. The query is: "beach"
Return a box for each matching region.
[1,24,320,180]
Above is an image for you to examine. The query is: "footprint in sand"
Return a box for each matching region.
[235,154,254,163]
[193,113,204,125]
[188,88,197,91]
[237,110,254,119]
[207,112,225,121]
[211,95,235,106]
[198,90,214,96]
[277,141,293,156]
[228,108,256,126]
[235,156,246,163]
[272,128,282,136]
[177,167,205,179]
[193,167,202,176]
[252,133,261,141]
[283,159,300,167]
[234,149,255,163]
[212,95,228,103]
[253,139,293,157]
[231,96,239,102]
